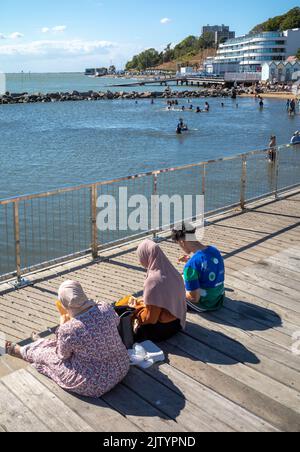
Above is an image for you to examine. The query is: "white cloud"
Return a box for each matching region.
[9,32,24,39]
[0,34,6,40]
[52,25,67,33]
[41,26,67,34]
[0,39,116,57]
[160,18,172,25]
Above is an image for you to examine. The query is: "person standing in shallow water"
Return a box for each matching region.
[172,223,225,313]
[268,135,277,162]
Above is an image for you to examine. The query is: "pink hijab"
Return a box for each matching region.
[137,240,186,329]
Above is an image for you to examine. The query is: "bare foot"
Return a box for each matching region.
[5,342,23,359]
[31,332,41,342]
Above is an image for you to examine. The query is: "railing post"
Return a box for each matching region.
[91,185,98,259]
[152,173,159,240]
[273,148,279,200]
[240,155,247,210]
[13,201,22,283]
[202,164,206,196]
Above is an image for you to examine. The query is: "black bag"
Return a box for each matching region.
[114,306,135,350]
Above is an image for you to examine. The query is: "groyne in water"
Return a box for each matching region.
[0,87,243,105]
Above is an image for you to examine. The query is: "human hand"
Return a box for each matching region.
[60,314,70,325]
[133,319,139,334]
[178,255,189,264]
[128,297,138,308]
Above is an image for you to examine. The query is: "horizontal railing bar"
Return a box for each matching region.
[0,143,293,206]
[1,184,299,284]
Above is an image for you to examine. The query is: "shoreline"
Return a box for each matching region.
[240,92,298,100]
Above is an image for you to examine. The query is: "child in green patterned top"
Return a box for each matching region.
[172,223,225,313]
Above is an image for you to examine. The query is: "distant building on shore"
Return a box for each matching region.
[202,25,236,45]
[262,60,300,82]
[205,28,300,76]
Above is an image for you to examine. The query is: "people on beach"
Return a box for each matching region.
[129,240,186,342]
[172,223,225,313]
[5,281,130,398]
[291,131,300,145]
[268,135,277,162]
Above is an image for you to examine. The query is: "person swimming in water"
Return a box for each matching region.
[204,102,210,112]
[196,107,201,113]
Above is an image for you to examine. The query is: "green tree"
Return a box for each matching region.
[125,48,162,71]
[251,7,300,33]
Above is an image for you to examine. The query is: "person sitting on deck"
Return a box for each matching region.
[171,223,225,313]
[5,281,130,398]
[130,240,187,342]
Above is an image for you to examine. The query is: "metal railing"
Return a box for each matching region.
[0,144,300,285]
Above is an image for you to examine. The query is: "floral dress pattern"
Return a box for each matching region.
[21,303,130,398]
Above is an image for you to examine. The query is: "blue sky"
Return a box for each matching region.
[0,0,298,72]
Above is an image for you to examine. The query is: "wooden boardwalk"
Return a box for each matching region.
[0,189,300,432]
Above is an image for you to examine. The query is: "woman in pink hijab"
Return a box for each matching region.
[133,239,187,342]
[5,281,130,398]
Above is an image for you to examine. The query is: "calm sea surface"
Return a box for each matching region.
[0,73,299,199]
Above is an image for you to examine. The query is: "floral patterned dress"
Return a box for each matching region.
[21,303,130,398]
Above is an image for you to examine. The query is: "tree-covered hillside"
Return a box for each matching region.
[251,7,300,33]
[125,7,300,71]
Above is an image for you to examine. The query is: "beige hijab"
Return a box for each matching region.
[58,281,96,318]
[137,240,187,329]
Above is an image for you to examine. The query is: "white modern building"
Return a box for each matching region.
[262,60,300,82]
[205,28,300,75]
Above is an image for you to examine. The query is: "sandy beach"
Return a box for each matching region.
[240,92,299,100]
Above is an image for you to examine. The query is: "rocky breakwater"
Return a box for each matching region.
[0,87,246,105]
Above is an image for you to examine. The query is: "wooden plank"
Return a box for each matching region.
[142,364,279,432]
[102,383,184,432]
[238,264,300,301]
[222,295,296,338]
[185,313,300,390]
[166,333,300,415]
[226,274,300,315]
[223,283,300,327]
[123,367,234,432]
[0,355,27,379]
[187,310,300,373]
[163,342,300,432]
[0,380,50,432]
[26,366,141,433]
[205,301,292,352]
[2,369,94,432]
